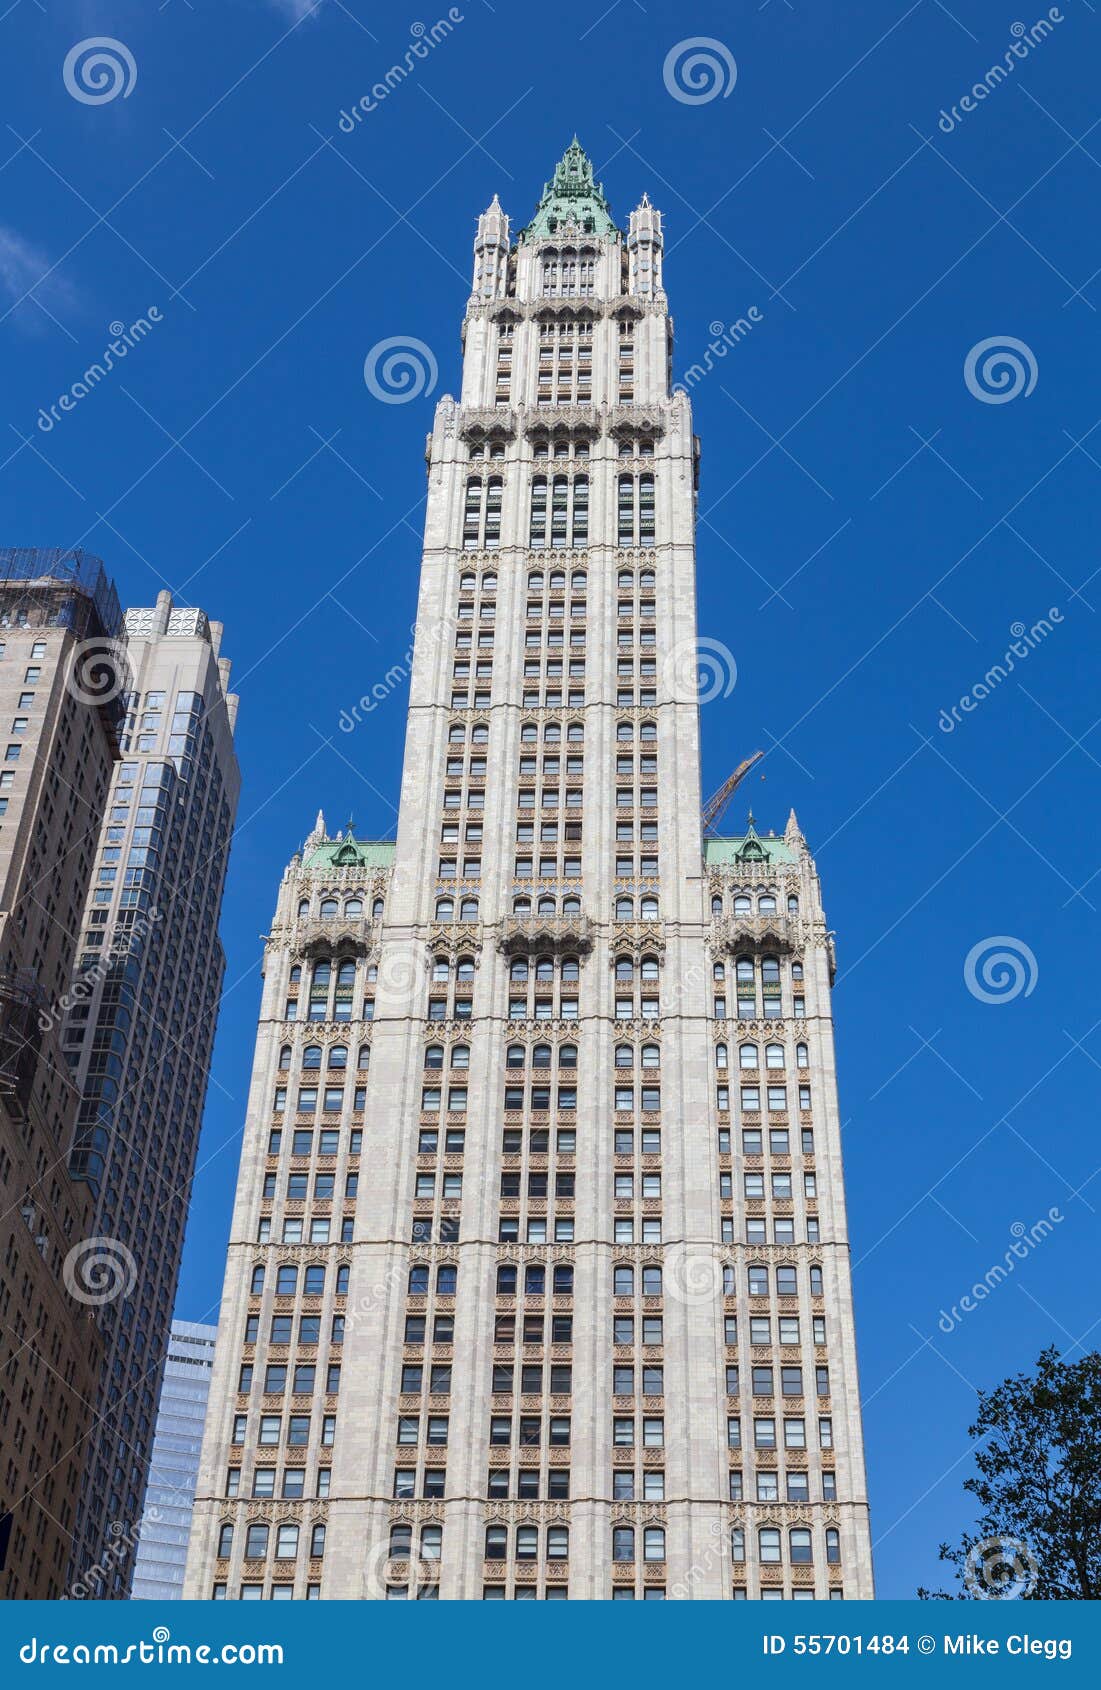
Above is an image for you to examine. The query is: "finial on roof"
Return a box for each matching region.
[305,808,326,848]
[784,807,804,844]
[344,816,356,840]
[518,137,618,242]
[746,809,757,832]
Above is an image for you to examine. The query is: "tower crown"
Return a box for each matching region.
[518,137,619,241]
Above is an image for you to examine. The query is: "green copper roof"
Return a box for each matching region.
[704,834,799,867]
[303,838,395,870]
[519,138,619,241]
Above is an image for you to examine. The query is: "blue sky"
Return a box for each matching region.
[3,0,1099,1600]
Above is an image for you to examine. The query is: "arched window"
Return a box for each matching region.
[435,897,454,921]
[641,1043,660,1068]
[615,956,634,980]
[790,1528,813,1564]
[739,1043,759,1070]
[562,895,581,913]
[460,897,479,920]
[765,1043,785,1069]
[639,720,657,741]
[250,1264,265,1293]
[456,956,475,982]
[734,895,751,916]
[788,895,799,914]
[451,1044,470,1069]
[278,1045,291,1068]
[561,955,579,982]
[761,956,781,986]
[559,1044,577,1067]
[615,1043,633,1068]
[640,895,659,919]
[297,899,310,918]
[424,1044,445,1070]
[357,1045,370,1070]
[735,957,754,984]
[615,896,633,919]
[345,898,363,917]
[796,1042,809,1069]
[217,1522,234,1559]
[613,1526,635,1562]
[715,1043,728,1069]
[512,896,531,916]
[537,895,556,915]
[533,1044,552,1068]
[320,897,338,919]
[372,898,384,918]
[640,955,659,980]
[328,1045,348,1069]
[758,894,777,915]
[506,1044,525,1068]
[616,721,632,741]
[302,1045,322,1070]
[510,958,529,982]
[711,895,723,914]
[535,955,554,982]
[245,1522,270,1560]
[544,721,561,743]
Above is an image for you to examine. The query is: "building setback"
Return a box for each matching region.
[186,144,874,1599]
[64,591,239,1596]
[0,549,120,1598]
[131,1320,218,1601]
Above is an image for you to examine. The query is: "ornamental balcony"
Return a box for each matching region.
[292,916,375,959]
[497,915,593,958]
[713,913,800,955]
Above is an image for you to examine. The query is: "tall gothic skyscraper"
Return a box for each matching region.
[186,143,874,1601]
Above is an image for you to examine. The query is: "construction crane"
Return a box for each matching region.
[702,751,765,835]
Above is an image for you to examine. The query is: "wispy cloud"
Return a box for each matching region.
[0,225,79,333]
[266,0,325,19]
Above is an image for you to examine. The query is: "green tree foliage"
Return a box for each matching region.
[919,1347,1101,1599]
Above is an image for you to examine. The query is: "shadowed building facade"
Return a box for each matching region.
[186,145,874,1601]
[0,549,120,1598]
[64,591,239,1596]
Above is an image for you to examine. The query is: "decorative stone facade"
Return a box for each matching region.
[185,145,874,1601]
